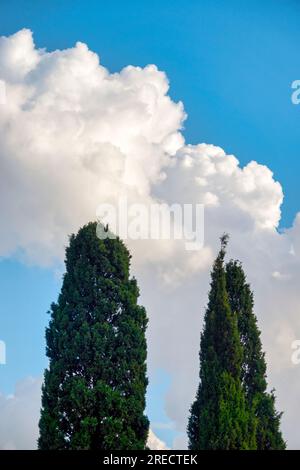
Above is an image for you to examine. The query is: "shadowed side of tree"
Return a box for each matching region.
[38,222,149,449]
[226,260,285,449]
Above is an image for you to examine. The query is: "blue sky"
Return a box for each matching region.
[0,0,300,448]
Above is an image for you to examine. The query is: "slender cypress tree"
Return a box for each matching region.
[39,222,149,450]
[188,235,256,449]
[226,260,285,449]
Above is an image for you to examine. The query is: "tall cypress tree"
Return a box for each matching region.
[39,222,149,450]
[226,260,285,449]
[188,235,256,449]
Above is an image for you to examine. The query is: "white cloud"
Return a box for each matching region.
[147,429,169,450]
[0,29,300,449]
[160,144,283,231]
[0,376,42,450]
[0,29,184,265]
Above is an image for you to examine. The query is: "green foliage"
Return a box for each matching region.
[188,236,285,450]
[188,236,257,449]
[38,222,149,449]
[226,260,285,450]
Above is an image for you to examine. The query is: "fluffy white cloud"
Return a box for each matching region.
[0,29,300,449]
[0,29,184,265]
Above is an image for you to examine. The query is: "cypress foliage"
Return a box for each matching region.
[38,222,149,450]
[188,235,256,449]
[226,260,285,449]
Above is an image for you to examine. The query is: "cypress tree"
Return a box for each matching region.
[38,222,149,450]
[226,260,285,449]
[188,235,256,449]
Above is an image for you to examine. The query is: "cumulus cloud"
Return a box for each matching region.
[0,29,300,449]
[0,28,184,265]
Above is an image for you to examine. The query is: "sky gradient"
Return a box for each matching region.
[0,0,300,449]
